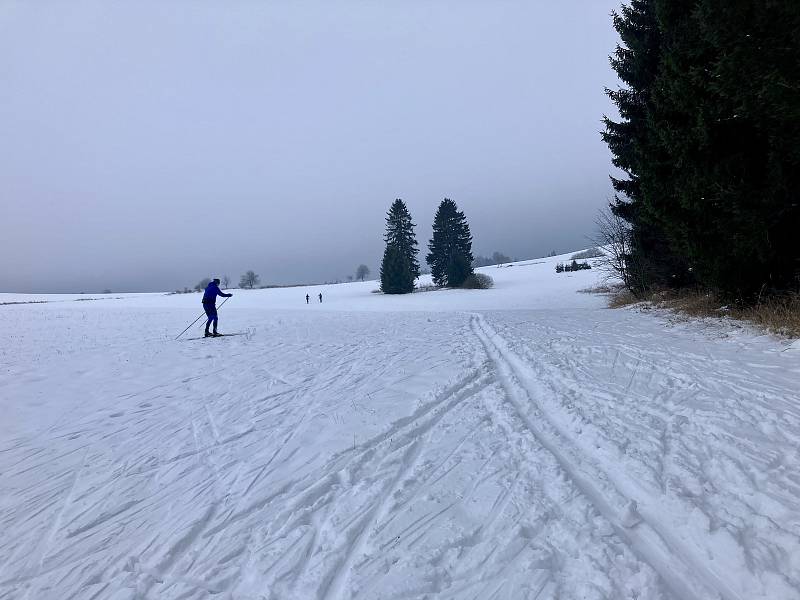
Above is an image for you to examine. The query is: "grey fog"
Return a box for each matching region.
[1,0,620,293]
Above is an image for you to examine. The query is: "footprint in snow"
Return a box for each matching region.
[109,412,124,418]
[620,500,643,528]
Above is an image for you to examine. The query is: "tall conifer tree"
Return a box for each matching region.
[605,0,800,299]
[380,199,420,294]
[602,0,690,292]
[646,0,800,297]
[426,198,474,287]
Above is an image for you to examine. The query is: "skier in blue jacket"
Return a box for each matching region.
[202,279,232,337]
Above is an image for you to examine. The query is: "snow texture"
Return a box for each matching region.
[1,252,798,599]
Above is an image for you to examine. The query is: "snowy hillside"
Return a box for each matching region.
[1,252,798,599]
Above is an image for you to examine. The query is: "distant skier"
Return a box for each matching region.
[306,294,310,304]
[318,293,323,303]
[202,278,232,337]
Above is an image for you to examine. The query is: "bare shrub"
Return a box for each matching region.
[461,273,494,289]
[595,208,634,289]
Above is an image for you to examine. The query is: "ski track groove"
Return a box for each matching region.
[203,369,489,548]
[139,500,221,597]
[318,436,426,600]
[21,449,87,599]
[470,312,742,600]
[211,353,432,545]
[241,368,488,599]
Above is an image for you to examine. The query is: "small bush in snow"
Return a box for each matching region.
[461,273,494,289]
[556,260,591,273]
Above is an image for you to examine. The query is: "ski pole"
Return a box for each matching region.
[175,296,231,340]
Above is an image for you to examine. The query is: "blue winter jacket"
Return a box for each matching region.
[202,281,232,304]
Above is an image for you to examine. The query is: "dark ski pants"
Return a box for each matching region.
[203,302,218,330]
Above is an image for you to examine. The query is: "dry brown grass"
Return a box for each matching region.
[737,294,800,338]
[606,287,800,338]
[607,289,641,308]
[578,282,625,295]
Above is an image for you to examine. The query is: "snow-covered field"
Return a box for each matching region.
[2,254,798,600]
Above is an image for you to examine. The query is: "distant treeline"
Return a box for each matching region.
[473,252,512,268]
[603,1,799,303]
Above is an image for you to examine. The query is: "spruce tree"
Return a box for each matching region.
[426,198,474,287]
[380,199,420,294]
[645,0,800,298]
[605,0,800,300]
[602,0,691,293]
[603,0,660,208]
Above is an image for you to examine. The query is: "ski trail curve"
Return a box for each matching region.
[470,312,742,600]
[312,370,493,599]
[318,436,426,600]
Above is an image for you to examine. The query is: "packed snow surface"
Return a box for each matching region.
[2,253,799,599]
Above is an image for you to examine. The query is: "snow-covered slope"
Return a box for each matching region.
[1,252,798,599]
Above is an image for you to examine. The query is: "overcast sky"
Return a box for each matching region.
[1,0,622,293]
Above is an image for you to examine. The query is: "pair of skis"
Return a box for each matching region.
[183,332,246,341]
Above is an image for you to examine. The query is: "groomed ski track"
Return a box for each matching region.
[2,258,798,599]
[472,314,735,600]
